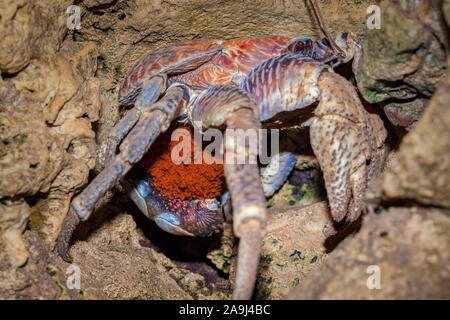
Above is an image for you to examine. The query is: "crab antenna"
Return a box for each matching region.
[308,0,345,57]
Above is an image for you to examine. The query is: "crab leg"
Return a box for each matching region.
[261,151,298,197]
[225,108,266,300]
[72,85,185,221]
[97,40,224,170]
[243,54,386,225]
[58,85,185,259]
[221,150,298,206]
[190,86,267,300]
[97,75,167,169]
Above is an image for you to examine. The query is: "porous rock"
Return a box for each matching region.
[355,0,447,128]
[288,207,450,299]
[382,58,450,208]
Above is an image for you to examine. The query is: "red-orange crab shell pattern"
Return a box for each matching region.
[119,39,220,104]
[171,36,294,89]
[119,36,295,103]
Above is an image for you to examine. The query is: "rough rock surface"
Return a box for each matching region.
[0,230,81,300]
[289,207,450,299]
[1,26,99,275]
[65,208,230,299]
[355,0,447,129]
[0,209,231,299]
[382,58,450,208]
[252,202,337,299]
[0,0,72,74]
[0,200,30,270]
[0,0,99,289]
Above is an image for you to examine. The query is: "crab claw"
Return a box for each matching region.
[310,70,386,222]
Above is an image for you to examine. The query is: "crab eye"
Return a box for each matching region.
[287,40,305,54]
[294,41,305,53]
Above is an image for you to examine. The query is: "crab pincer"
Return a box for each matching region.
[309,70,386,222]
[56,0,386,300]
[243,54,386,224]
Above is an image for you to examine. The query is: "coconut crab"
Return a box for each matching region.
[57,1,387,299]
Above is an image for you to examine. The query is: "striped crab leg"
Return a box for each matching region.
[57,84,186,260]
[97,40,224,170]
[243,54,386,223]
[57,41,223,259]
[190,86,267,300]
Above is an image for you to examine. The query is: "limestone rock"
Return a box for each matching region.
[228,202,347,299]
[0,0,72,74]
[0,2,100,262]
[289,207,450,299]
[253,203,334,299]
[382,59,450,208]
[0,231,81,299]
[66,209,230,299]
[0,200,30,270]
[83,0,116,9]
[355,0,447,128]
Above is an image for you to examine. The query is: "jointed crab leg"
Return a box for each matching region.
[97,75,167,169]
[244,54,386,224]
[224,108,266,300]
[190,86,267,299]
[72,85,185,221]
[261,151,298,197]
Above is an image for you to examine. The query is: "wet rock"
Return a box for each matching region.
[355,0,447,128]
[382,58,450,208]
[288,207,450,299]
